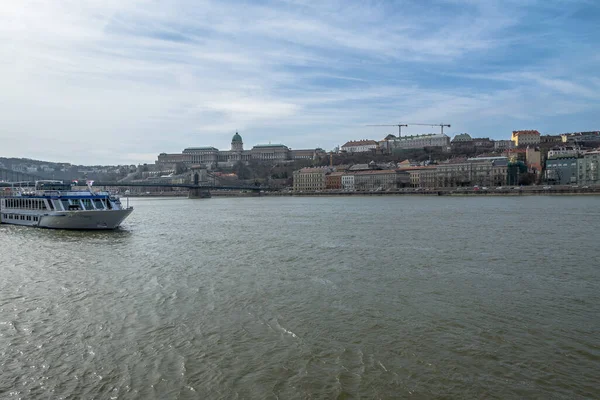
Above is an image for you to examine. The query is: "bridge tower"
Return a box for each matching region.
[189,164,211,198]
[190,164,209,185]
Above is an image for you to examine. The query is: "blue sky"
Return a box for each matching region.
[1,0,599,165]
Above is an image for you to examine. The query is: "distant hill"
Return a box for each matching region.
[0,157,137,181]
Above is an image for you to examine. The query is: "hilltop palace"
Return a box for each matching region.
[156,132,326,170]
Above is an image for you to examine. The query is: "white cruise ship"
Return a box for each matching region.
[0,181,133,230]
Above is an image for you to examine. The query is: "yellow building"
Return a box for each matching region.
[293,168,328,192]
[511,130,541,147]
[405,167,438,188]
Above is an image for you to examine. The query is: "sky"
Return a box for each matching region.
[1,0,599,165]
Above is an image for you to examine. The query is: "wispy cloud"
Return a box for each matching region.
[1,0,599,164]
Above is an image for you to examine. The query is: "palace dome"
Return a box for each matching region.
[232,132,243,143]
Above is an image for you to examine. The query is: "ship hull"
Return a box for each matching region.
[1,209,133,230]
[38,209,133,230]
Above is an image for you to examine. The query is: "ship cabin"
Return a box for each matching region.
[1,181,123,225]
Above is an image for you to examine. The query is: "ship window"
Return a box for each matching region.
[93,199,105,210]
[81,198,93,210]
[61,199,70,211]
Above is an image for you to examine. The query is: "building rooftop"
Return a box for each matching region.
[231,132,243,143]
[342,140,378,147]
[467,156,509,161]
[296,166,330,172]
[560,131,600,136]
[512,130,541,136]
[353,169,398,175]
[253,144,288,149]
[395,133,448,140]
[452,133,472,142]
[183,147,218,151]
[547,154,582,160]
[398,166,438,171]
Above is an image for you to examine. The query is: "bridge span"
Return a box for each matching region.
[0,180,275,198]
[92,182,275,198]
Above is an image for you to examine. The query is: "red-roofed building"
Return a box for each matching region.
[325,172,344,190]
[511,130,541,147]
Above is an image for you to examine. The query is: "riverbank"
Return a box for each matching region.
[127,187,600,198]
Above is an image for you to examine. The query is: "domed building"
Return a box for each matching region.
[155,130,326,170]
[231,131,243,151]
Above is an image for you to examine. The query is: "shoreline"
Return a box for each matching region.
[127,188,600,198]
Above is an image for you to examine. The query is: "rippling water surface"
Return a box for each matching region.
[1,196,599,399]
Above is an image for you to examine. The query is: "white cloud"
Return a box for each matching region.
[0,0,598,164]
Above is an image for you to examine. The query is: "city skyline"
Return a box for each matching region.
[2,0,599,165]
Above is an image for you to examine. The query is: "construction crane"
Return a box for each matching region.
[408,123,451,135]
[366,124,408,137]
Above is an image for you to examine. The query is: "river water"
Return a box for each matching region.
[1,196,599,399]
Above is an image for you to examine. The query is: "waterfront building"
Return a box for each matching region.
[325,172,343,190]
[512,130,541,147]
[352,170,408,191]
[405,166,438,188]
[341,140,379,153]
[436,157,508,187]
[546,156,579,185]
[293,167,328,192]
[390,133,450,151]
[577,150,600,185]
[341,175,355,191]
